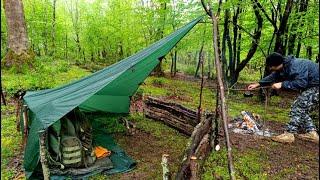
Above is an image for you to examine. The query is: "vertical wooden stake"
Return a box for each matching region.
[23,105,29,148]
[263,88,270,136]
[15,97,22,132]
[1,87,6,106]
[161,154,170,180]
[211,14,236,179]
[190,156,199,180]
[39,130,50,180]
[198,51,205,122]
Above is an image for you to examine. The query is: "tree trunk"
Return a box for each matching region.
[170,49,178,77]
[51,0,57,57]
[287,0,307,55]
[173,50,177,76]
[295,0,309,57]
[2,0,34,70]
[273,0,294,54]
[306,46,312,59]
[231,5,241,80]
[229,0,263,85]
[207,52,212,78]
[296,41,302,57]
[65,32,68,59]
[153,2,167,76]
[221,11,228,77]
[195,46,204,77]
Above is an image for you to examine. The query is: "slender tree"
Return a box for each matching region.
[51,0,57,56]
[227,0,263,85]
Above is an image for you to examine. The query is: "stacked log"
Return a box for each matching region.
[176,115,213,180]
[143,96,215,179]
[144,97,213,136]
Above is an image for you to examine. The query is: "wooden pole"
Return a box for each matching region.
[22,105,29,148]
[1,85,6,106]
[190,156,199,180]
[197,51,205,122]
[161,154,170,180]
[39,130,50,180]
[15,97,22,132]
[211,13,236,180]
[200,1,236,178]
[262,88,270,136]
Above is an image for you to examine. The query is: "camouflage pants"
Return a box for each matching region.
[286,86,319,133]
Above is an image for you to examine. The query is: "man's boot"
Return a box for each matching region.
[271,132,295,143]
[297,131,319,144]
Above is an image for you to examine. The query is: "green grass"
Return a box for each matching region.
[1,104,22,180]
[202,148,269,180]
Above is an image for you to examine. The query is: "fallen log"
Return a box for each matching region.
[144,97,213,135]
[144,97,215,179]
[176,115,213,180]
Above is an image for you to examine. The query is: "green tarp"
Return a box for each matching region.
[23,16,203,179]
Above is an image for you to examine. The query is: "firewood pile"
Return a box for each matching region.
[143,96,216,179]
[144,96,213,136]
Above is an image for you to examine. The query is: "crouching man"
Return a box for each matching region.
[248,52,319,143]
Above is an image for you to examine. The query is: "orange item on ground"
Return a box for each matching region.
[94,146,111,159]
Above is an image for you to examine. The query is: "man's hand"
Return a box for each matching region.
[271,82,282,89]
[247,83,260,90]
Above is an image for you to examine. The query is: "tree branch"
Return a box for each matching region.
[228,20,266,57]
[201,0,212,17]
[235,0,264,73]
[253,0,278,30]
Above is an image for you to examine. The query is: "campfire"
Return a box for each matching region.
[229,111,273,137]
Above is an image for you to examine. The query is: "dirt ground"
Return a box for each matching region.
[111,130,187,180]
[229,120,319,179]
[110,119,319,179]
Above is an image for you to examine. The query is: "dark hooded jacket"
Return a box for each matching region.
[259,56,319,91]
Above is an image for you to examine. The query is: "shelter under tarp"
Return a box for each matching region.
[23,16,203,179]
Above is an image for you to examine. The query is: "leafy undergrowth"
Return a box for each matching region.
[1,56,90,95]
[1,102,23,179]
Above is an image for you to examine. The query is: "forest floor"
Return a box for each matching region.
[1,68,319,179]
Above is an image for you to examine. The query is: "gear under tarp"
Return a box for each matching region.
[23,16,203,179]
[50,122,137,179]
